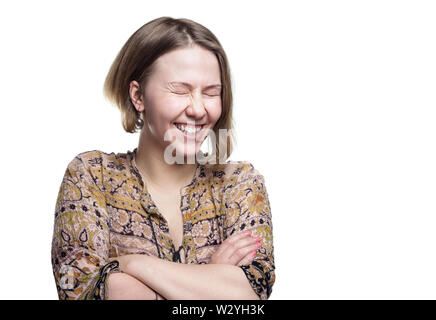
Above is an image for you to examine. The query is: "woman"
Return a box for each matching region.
[51,16,275,300]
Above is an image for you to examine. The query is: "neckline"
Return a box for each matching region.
[129,147,202,195]
[128,147,200,263]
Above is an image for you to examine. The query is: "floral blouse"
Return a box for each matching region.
[51,148,275,300]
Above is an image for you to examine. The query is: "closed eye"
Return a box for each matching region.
[172,91,220,97]
[204,90,221,97]
[172,91,189,95]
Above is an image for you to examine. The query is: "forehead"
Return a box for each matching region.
[152,45,221,83]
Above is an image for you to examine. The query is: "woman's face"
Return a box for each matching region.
[133,44,222,163]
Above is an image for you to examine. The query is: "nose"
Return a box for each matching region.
[186,91,207,119]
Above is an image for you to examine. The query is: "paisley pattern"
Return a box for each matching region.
[51,148,275,300]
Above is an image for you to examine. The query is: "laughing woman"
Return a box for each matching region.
[51,16,275,300]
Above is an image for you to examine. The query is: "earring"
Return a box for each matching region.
[135,116,144,129]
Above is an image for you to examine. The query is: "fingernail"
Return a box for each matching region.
[253,237,260,242]
[251,251,256,256]
[244,231,251,236]
[256,242,261,248]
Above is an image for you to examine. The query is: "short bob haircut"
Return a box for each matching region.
[103,16,235,163]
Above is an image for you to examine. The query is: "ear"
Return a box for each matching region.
[129,80,145,112]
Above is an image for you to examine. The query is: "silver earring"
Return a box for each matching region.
[135,117,144,129]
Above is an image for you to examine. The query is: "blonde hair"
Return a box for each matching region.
[103,16,235,163]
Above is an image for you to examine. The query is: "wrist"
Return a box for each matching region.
[126,254,153,280]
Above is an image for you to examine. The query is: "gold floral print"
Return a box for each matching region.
[51,148,275,300]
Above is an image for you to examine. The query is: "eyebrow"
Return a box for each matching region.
[168,82,222,90]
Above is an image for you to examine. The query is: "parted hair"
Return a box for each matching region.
[103,16,235,163]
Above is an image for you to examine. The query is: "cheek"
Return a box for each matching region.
[148,97,183,123]
[145,108,175,138]
[205,99,223,122]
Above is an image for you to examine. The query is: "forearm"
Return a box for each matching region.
[106,272,162,300]
[126,255,259,300]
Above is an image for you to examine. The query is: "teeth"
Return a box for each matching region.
[174,123,202,135]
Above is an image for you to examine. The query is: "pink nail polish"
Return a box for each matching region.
[254,237,260,242]
[251,251,256,256]
[256,242,261,248]
[244,231,251,236]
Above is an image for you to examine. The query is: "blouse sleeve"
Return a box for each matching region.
[51,154,121,300]
[224,162,276,300]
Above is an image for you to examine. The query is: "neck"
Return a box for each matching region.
[135,130,198,192]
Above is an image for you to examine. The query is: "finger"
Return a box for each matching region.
[214,231,252,257]
[220,235,259,260]
[233,236,260,249]
[218,237,257,262]
[229,242,261,265]
[225,230,253,245]
[237,250,257,267]
[220,237,257,261]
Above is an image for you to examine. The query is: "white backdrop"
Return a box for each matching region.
[0,0,435,299]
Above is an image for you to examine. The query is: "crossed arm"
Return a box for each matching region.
[107,231,261,300]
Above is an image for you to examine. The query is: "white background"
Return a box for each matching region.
[0,0,435,299]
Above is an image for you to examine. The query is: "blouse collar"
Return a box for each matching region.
[127,147,203,194]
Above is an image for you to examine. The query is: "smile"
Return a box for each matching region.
[174,123,204,135]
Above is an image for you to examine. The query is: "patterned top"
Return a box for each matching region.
[51,148,275,300]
